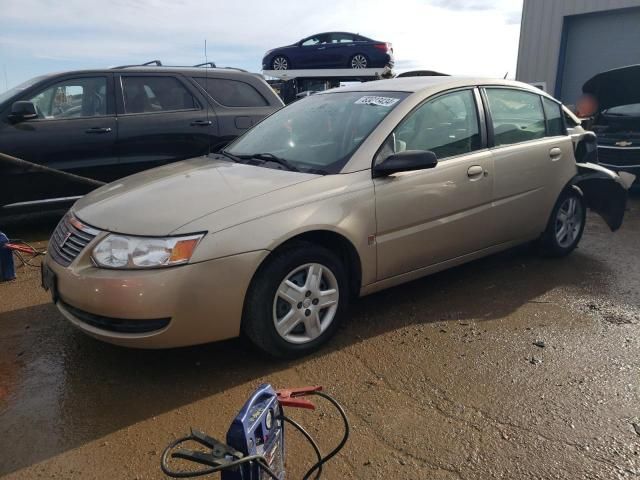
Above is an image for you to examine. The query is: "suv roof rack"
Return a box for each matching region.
[113,60,163,69]
[193,62,217,68]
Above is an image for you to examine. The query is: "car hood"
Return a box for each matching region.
[583,64,640,110]
[72,157,317,236]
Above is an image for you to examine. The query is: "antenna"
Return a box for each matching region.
[503,71,509,79]
[205,39,211,156]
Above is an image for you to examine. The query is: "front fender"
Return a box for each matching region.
[570,162,636,231]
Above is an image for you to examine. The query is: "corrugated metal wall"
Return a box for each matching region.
[516,0,640,100]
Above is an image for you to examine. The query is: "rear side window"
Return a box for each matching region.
[542,97,565,136]
[485,88,546,146]
[194,77,268,107]
[122,76,198,114]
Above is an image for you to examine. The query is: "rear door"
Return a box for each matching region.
[0,74,117,205]
[374,88,496,279]
[190,76,274,150]
[482,87,576,243]
[115,73,217,174]
[326,33,357,67]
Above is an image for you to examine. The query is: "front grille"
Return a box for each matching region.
[61,301,171,334]
[597,147,640,168]
[49,214,100,267]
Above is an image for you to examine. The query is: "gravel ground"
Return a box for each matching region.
[1,194,639,480]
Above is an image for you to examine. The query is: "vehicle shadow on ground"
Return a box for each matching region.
[0,236,613,475]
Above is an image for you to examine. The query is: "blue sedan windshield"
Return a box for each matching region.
[226,91,408,173]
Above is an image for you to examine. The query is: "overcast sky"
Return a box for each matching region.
[0,0,523,91]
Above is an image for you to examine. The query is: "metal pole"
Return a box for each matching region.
[0,151,106,188]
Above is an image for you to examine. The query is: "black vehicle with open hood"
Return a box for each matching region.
[583,65,640,181]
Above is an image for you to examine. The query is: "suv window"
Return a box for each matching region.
[485,88,546,146]
[122,76,198,114]
[542,97,565,136]
[193,77,267,107]
[378,89,481,163]
[28,77,107,119]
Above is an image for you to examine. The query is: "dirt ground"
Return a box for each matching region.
[1,195,639,480]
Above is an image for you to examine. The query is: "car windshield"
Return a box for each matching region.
[0,76,48,105]
[603,103,640,117]
[225,91,409,174]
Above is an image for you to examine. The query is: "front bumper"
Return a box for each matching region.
[45,249,268,348]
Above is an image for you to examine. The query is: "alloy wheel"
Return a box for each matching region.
[272,263,339,344]
[350,54,367,69]
[272,56,288,70]
[555,196,583,248]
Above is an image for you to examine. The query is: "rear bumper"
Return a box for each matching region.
[46,250,268,348]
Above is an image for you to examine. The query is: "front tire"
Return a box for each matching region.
[271,56,289,70]
[539,188,586,257]
[242,242,349,358]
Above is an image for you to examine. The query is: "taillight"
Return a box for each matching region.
[374,43,393,54]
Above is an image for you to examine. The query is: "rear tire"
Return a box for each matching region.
[539,187,586,257]
[350,54,368,69]
[242,242,349,358]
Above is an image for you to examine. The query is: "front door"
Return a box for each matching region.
[374,88,496,280]
[0,74,117,206]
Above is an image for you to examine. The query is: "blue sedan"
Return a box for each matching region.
[262,32,394,70]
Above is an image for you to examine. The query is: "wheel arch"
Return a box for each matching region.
[251,229,363,300]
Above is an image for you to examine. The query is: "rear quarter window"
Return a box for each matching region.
[542,97,565,136]
[194,77,269,107]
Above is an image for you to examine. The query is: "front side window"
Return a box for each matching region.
[193,77,267,107]
[28,77,107,119]
[376,89,481,164]
[485,88,546,146]
[122,76,198,114]
[226,91,408,174]
[542,97,565,136]
[302,35,328,46]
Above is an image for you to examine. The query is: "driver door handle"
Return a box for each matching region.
[190,120,212,127]
[85,127,112,134]
[467,165,485,179]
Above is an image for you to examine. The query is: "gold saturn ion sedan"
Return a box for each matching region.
[42,77,634,357]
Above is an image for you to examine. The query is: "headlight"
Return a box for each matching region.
[92,233,204,269]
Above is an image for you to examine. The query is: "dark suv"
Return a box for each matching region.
[0,62,283,212]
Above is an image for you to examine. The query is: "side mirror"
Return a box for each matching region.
[373,150,438,178]
[9,101,38,122]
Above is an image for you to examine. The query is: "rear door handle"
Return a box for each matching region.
[549,147,562,161]
[190,120,212,127]
[85,127,112,134]
[467,165,485,179]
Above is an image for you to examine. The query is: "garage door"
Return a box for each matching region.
[559,7,640,105]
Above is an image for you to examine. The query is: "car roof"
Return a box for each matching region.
[323,76,557,98]
[33,66,261,80]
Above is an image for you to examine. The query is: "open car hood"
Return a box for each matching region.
[583,65,640,111]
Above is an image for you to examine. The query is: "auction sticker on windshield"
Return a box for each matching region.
[355,96,400,107]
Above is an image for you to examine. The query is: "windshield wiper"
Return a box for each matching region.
[217,150,244,163]
[240,153,300,172]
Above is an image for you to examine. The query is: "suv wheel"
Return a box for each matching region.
[539,188,586,257]
[272,56,289,70]
[243,242,348,358]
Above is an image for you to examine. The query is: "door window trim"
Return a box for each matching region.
[372,86,488,171]
[116,73,203,116]
[19,74,116,121]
